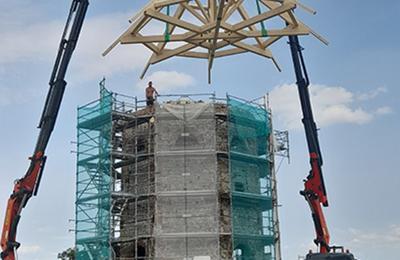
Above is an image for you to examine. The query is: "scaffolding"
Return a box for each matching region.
[109,90,155,259]
[75,87,281,260]
[76,83,155,259]
[227,96,276,260]
[76,85,113,259]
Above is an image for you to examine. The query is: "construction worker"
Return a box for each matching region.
[145,81,158,106]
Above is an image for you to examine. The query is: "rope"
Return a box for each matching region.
[256,0,268,37]
[164,5,171,42]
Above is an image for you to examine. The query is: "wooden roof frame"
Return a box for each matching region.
[103,0,328,83]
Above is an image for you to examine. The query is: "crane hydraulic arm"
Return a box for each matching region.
[0,1,89,259]
[288,35,331,253]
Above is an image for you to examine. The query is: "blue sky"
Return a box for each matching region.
[0,1,399,259]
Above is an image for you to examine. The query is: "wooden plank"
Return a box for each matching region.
[140,43,197,79]
[136,22,215,52]
[150,42,200,64]
[297,1,317,15]
[154,0,189,8]
[287,10,298,26]
[129,15,152,35]
[208,0,226,76]
[103,14,149,56]
[209,0,216,21]
[261,0,295,24]
[178,51,209,59]
[119,25,308,44]
[262,36,281,49]
[193,0,210,21]
[140,4,186,78]
[127,0,159,23]
[140,61,152,79]
[185,22,217,41]
[103,9,155,56]
[237,5,264,48]
[213,44,271,58]
[261,0,329,45]
[184,37,276,62]
[240,25,309,37]
[158,4,186,52]
[232,42,273,58]
[272,57,281,72]
[191,37,244,53]
[182,2,208,24]
[125,33,160,53]
[145,8,202,33]
[223,0,244,21]
[121,34,184,44]
[233,2,295,31]
[103,38,123,57]
[215,47,246,58]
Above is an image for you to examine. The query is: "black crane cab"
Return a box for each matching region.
[306,246,356,260]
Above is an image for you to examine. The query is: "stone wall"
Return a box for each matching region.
[113,101,274,259]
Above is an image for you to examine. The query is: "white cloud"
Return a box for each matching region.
[357,86,387,101]
[71,12,152,81]
[0,86,38,106]
[18,244,41,254]
[268,84,391,129]
[137,70,195,92]
[0,1,45,29]
[0,10,151,82]
[0,9,159,106]
[348,224,400,246]
[0,20,62,64]
[375,106,393,115]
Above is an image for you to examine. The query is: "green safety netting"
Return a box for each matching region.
[228,96,275,260]
[75,86,113,260]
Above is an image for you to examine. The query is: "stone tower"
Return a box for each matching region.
[75,89,281,260]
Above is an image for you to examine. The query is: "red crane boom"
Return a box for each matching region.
[1,1,89,259]
[288,35,355,260]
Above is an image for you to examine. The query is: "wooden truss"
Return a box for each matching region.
[103,0,327,82]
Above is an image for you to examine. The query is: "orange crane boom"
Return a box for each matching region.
[288,35,355,260]
[288,34,330,253]
[1,1,89,259]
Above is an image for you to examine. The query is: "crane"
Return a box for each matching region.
[0,1,89,259]
[288,35,356,260]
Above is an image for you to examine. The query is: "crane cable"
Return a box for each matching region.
[256,0,268,37]
[164,5,171,42]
